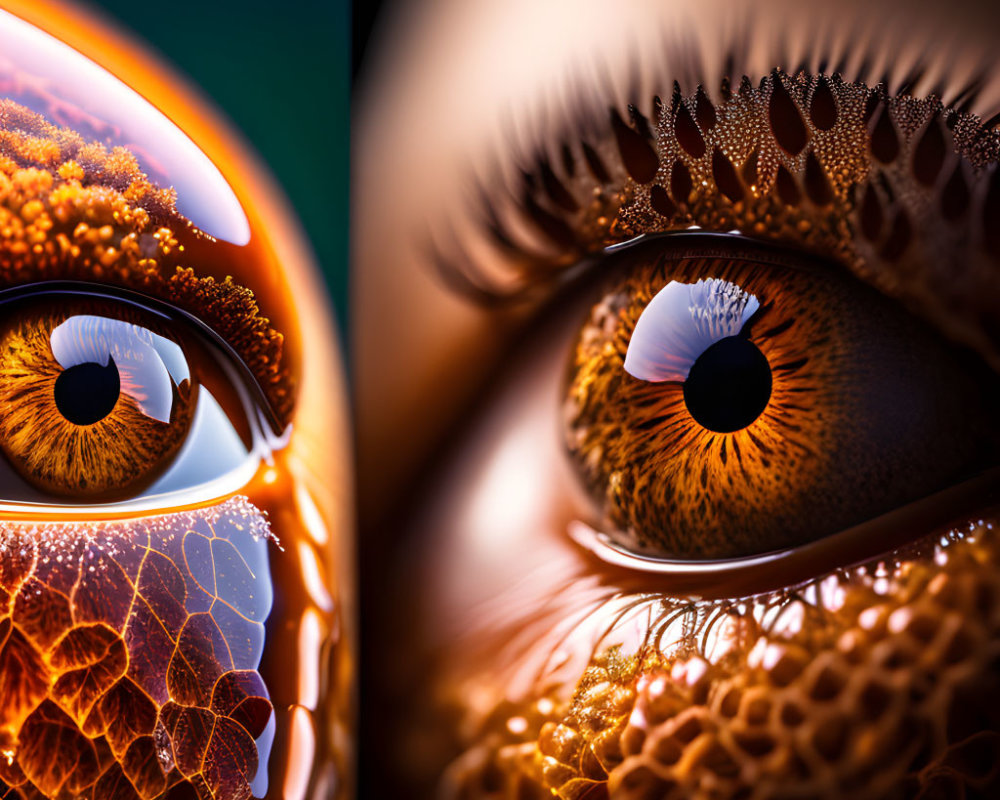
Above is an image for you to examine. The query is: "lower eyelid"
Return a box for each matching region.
[569,467,1000,598]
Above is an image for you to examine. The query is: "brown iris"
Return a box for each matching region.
[0,300,196,500]
[564,240,1000,559]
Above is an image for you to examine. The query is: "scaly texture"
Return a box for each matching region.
[0,498,276,800]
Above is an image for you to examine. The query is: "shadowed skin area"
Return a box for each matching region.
[0,4,349,798]
[383,70,1000,798]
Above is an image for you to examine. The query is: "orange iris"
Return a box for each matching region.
[564,241,999,559]
[0,299,196,500]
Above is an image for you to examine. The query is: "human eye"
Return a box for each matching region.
[0,6,349,800]
[355,4,1000,797]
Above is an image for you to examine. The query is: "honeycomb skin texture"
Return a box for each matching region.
[0,499,276,800]
[440,517,1000,799]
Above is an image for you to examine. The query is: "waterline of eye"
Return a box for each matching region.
[569,466,1000,596]
[0,453,263,518]
[569,520,793,576]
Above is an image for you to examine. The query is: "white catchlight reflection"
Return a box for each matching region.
[624,278,760,383]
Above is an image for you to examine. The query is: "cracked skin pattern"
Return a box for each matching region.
[0,498,275,800]
[420,74,1000,799]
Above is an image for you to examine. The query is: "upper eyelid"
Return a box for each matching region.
[435,66,1000,373]
[441,71,997,299]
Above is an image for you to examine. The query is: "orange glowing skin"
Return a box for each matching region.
[0,3,350,799]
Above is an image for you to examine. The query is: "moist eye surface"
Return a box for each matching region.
[564,238,998,560]
[0,290,265,506]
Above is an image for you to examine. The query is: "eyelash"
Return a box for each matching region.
[434,57,1000,376]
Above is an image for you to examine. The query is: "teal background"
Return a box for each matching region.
[83,0,350,330]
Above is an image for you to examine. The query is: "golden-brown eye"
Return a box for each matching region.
[0,291,261,505]
[564,235,999,560]
[431,70,1000,570]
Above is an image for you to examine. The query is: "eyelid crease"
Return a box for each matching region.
[437,67,1000,374]
[605,231,858,278]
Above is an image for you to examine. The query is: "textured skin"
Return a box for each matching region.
[0,498,276,800]
[440,518,1000,799]
[453,73,1000,372]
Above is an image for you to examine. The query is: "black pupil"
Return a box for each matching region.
[54,357,121,426]
[683,336,772,433]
